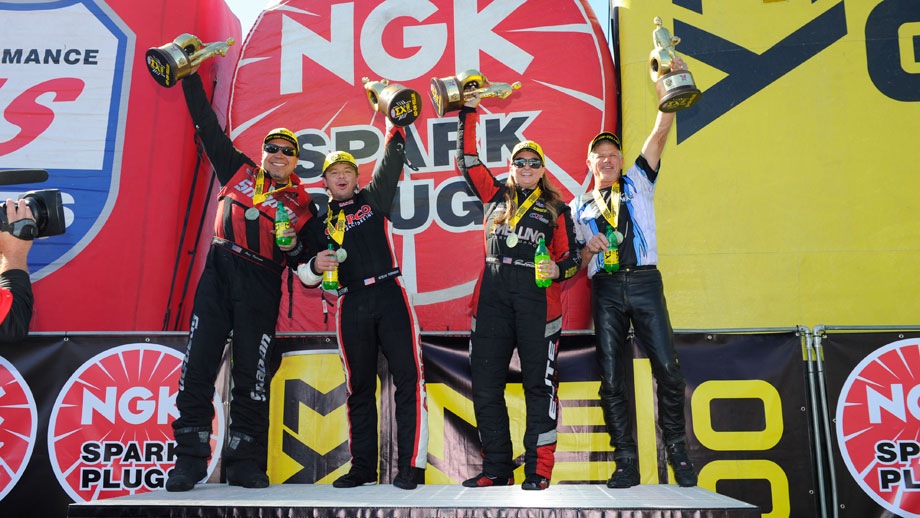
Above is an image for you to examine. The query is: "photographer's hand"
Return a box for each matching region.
[0,199,35,273]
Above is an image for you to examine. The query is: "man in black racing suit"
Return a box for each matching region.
[297,123,427,490]
[166,72,316,492]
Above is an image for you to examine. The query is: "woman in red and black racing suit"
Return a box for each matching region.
[455,93,580,491]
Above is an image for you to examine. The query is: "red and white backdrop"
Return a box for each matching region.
[232,0,617,333]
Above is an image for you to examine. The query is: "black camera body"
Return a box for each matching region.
[0,189,66,239]
[0,170,66,239]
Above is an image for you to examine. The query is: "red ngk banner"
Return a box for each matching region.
[230,0,617,332]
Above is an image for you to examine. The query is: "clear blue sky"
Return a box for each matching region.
[224,1,612,41]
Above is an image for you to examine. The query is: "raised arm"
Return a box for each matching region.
[182,73,253,185]
[640,55,686,171]
[456,105,503,203]
[362,125,407,215]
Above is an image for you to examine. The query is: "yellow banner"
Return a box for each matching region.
[618,0,920,328]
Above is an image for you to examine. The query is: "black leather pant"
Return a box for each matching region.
[591,267,686,460]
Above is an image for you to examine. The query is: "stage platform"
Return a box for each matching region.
[68,483,760,518]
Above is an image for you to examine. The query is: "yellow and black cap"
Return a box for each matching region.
[263,128,300,155]
[511,140,545,162]
[588,131,621,154]
[322,150,359,175]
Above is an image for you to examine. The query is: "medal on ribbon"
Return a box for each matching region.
[504,187,541,248]
[593,185,621,234]
[326,208,347,262]
[249,168,293,220]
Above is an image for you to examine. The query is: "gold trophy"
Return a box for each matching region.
[648,17,701,112]
[145,33,234,88]
[362,78,422,127]
[429,69,522,117]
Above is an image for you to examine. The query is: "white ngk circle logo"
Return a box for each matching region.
[47,344,225,502]
[837,338,920,517]
[0,356,38,500]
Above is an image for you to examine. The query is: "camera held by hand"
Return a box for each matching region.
[0,170,66,240]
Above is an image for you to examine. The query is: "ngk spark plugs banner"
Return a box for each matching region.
[824,332,920,518]
[0,0,240,332]
[0,335,224,518]
[0,331,817,516]
[230,0,617,332]
[616,1,920,329]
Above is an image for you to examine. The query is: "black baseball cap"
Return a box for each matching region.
[588,131,621,154]
[263,128,300,155]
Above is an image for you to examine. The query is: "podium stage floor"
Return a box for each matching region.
[68,483,760,518]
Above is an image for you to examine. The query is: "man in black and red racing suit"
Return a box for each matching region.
[455,97,580,490]
[166,72,316,492]
[297,124,427,490]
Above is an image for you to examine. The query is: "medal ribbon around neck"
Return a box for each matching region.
[326,208,346,245]
[252,169,294,205]
[592,184,620,230]
[506,187,542,234]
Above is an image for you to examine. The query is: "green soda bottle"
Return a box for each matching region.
[274,203,292,246]
[534,237,552,288]
[604,227,620,273]
[322,243,339,291]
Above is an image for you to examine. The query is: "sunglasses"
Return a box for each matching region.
[512,157,543,169]
[264,144,297,157]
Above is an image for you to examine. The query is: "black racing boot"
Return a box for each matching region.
[462,472,514,487]
[166,455,208,492]
[521,474,550,490]
[224,431,270,488]
[607,457,640,488]
[393,467,425,490]
[166,429,211,492]
[667,441,698,487]
[333,470,378,488]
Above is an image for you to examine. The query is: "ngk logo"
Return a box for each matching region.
[0,356,38,500]
[48,344,225,502]
[837,339,920,517]
[81,386,177,425]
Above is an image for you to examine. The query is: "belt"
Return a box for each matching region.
[211,237,284,275]
[485,255,534,269]
[597,264,657,276]
[337,268,401,296]
[621,265,656,272]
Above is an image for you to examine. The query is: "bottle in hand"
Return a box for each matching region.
[535,237,551,288]
[275,203,292,246]
[604,227,619,273]
[322,243,339,291]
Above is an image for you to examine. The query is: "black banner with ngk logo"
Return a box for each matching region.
[0,331,825,517]
[824,331,920,518]
[0,335,207,517]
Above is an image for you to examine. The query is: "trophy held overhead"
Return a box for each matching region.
[648,17,701,113]
[145,33,235,88]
